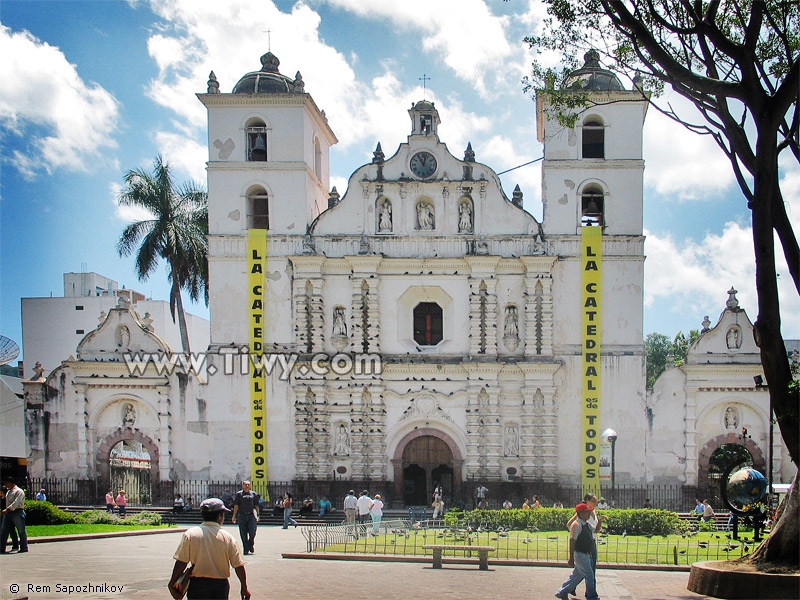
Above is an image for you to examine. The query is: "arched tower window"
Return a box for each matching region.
[581,185,604,227]
[246,119,268,161]
[582,118,605,159]
[414,302,443,346]
[314,137,322,179]
[246,186,269,229]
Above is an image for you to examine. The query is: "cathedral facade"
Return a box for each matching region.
[198,50,649,503]
[24,51,793,506]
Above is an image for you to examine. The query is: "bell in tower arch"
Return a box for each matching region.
[251,134,267,161]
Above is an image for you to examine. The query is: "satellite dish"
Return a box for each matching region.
[0,336,20,366]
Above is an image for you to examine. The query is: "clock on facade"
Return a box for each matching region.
[410,151,437,178]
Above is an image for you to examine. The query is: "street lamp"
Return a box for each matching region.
[603,428,617,504]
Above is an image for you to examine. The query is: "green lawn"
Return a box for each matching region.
[27,524,171,537]
[320,528,760,565]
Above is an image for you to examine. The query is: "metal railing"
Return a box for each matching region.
[302,519,413,552]
[304,520,756,565]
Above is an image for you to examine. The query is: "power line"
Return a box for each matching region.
[497,156,543,175]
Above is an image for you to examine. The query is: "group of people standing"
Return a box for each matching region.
[104,489,128,516]
[343,489,384,535]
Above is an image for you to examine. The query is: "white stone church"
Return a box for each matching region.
[24,51,794,506]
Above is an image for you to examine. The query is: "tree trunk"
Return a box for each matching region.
[745,126,799,568]
[746,470,799,567]
[171,279,191,354]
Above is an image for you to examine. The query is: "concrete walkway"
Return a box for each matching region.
[1,525,706,600]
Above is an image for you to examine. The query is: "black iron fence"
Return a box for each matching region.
[27,476,707,513]
[27,477,390,509]
[465,477,704,513]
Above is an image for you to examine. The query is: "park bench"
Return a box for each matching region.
[423,544,496,570]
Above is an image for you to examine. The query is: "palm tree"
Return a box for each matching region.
[116,155,208,354]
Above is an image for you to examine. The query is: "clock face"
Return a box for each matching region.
[410,151,437,178]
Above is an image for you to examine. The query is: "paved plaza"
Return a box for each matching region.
[0,525,706,600]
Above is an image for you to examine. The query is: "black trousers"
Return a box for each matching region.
[187,577,230,600]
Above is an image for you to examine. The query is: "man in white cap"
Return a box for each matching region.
[168,498,250,600]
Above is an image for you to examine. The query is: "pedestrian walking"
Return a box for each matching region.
[0,488,19,552]
[232,481,260,555]
[702,499,715,523]
[168,498,250,600]
[356,490,373,524]
[115,490,127,517]
[343,490,357,526]
[105,490,116,513]
[0,477,28,554]
[281,493,298,529]
[555,503,599,600]
[370,494,384,535]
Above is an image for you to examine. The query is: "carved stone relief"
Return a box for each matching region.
[416,201,435,230]
[378,199,393,232]
[724,405,739,430]
[504,304,519,351]
[122,402,136,428]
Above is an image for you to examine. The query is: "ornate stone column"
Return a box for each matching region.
[521,256,557,357]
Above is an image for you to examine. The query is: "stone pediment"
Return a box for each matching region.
[312,139,540,239]
[687,288,759,364]
[76,299,171,361]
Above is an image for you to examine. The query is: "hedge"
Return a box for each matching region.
[23,500,76,525]
[444,507,682,536]
[75,509,163,526]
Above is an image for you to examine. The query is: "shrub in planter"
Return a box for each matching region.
[120,511,162,526]
[23,500,76,525]
[76,510,118,525]
[445,507,682,536]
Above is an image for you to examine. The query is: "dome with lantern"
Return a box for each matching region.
[564,50,625,92]
[232,52,306,94]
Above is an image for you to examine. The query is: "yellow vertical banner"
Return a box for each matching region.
[248,229,269,501]
[581,225,602,496]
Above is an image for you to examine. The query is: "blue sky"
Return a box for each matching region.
[1,0,798,360]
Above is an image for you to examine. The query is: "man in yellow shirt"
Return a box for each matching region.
[168,498,250,600]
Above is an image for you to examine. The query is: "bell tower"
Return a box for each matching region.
[198,52,338,238]
[537,50,647,236]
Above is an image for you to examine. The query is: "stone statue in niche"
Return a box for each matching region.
[334,423,351,455]
[378,199,392,232]
[332,307,347,337]
[122,403,136,427]
[726,326,741,349]
[116,325,130,349]
[504,305,519,351]
[504,425,519,457]
[458,201,473,233]
[416,202,434,230]
[724,406,738,430]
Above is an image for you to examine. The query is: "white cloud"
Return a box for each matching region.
[154,131,208,183]
[643,92,736,200]
[112,181,156,223]
[0,25,119,177]
[645,212,800,337]
[322,0,513,95]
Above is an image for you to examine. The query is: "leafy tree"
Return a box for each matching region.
[645,329,701,387]
[645,332,671,388]
[525,0,798,566]
[116,155,208,354]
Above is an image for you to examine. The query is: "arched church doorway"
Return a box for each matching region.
[109,439,152,504]
[401,435,453,506]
